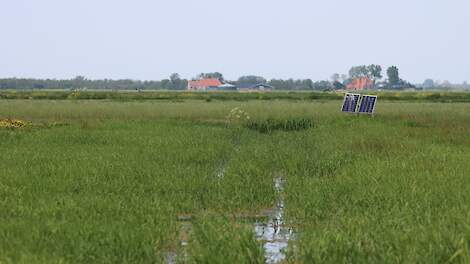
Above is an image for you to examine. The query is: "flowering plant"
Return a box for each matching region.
[0,119,28,129]
[67,91,81,99]
[226,107,251,125]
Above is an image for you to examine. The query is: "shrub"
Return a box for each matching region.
[0,118,28,129]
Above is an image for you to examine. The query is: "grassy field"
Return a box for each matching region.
[1,98,470,263]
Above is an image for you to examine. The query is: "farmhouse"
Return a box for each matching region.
[187,78,273,91]
[346,77,374,90]
[187,78,223,91]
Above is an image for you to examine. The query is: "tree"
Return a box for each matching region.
[463,81,469,88]
[312,80,332,90]
[387,66,400,86]
[301,79,314,90]
[72,75,87,89]
[367,64,382,80]
[330,73,340,82]
[237,75,266,85]
[422,79,434,88]
[349,65,368,78]
[73,75,86,82]
[198,72,224,81]
[170,73,181,83]
[349,66,360,78]
[441,80,451,88]
[160,79,171,90]
[348,65,382,80]
[169,73,187,90]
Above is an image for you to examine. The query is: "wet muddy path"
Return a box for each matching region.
[166,133,295,263]
[166,176,294,264]
[254,176,294,263]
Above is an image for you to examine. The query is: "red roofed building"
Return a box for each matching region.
[187,78,223,91]
[346,77,375,90]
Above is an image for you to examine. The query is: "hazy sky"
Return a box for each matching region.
[1,0,469,83]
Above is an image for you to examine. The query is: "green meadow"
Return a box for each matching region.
[1,98,470,263]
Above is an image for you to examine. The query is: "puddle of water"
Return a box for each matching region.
[216,137,242,180]
[168,147,293,263]
[165,252,177,264]
[274,177,283,192]
[166,219,192,264]
[216,166,226,179]
[255,177,294,264]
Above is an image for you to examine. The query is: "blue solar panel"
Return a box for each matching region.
[358,95,377,114]
[342,93,360,113]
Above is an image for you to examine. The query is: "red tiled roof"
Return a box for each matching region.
[346,77,374,90]
[188,78,222,89]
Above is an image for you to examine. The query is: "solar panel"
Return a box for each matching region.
[341,93,361,113]
[358,95,377,114]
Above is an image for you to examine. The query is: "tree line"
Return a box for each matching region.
[331,65,414,89]
[0,65,414,90]
[0,75,333,91]
[0,75,188,91]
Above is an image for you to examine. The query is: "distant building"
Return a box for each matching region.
[214,83,237,91]
[346,77,374,90]
[188,78,274,91]
[237,83,274,91]
[187,78,223,91]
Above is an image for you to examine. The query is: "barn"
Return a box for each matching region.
[187,79,223,91]
[237,83,274,91]
[346,77,374,90]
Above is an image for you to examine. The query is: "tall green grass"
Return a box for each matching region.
[1,100,470,263]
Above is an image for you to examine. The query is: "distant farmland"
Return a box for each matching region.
[1,96,470,263]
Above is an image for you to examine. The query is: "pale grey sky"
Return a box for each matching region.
[1,0,469,83]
